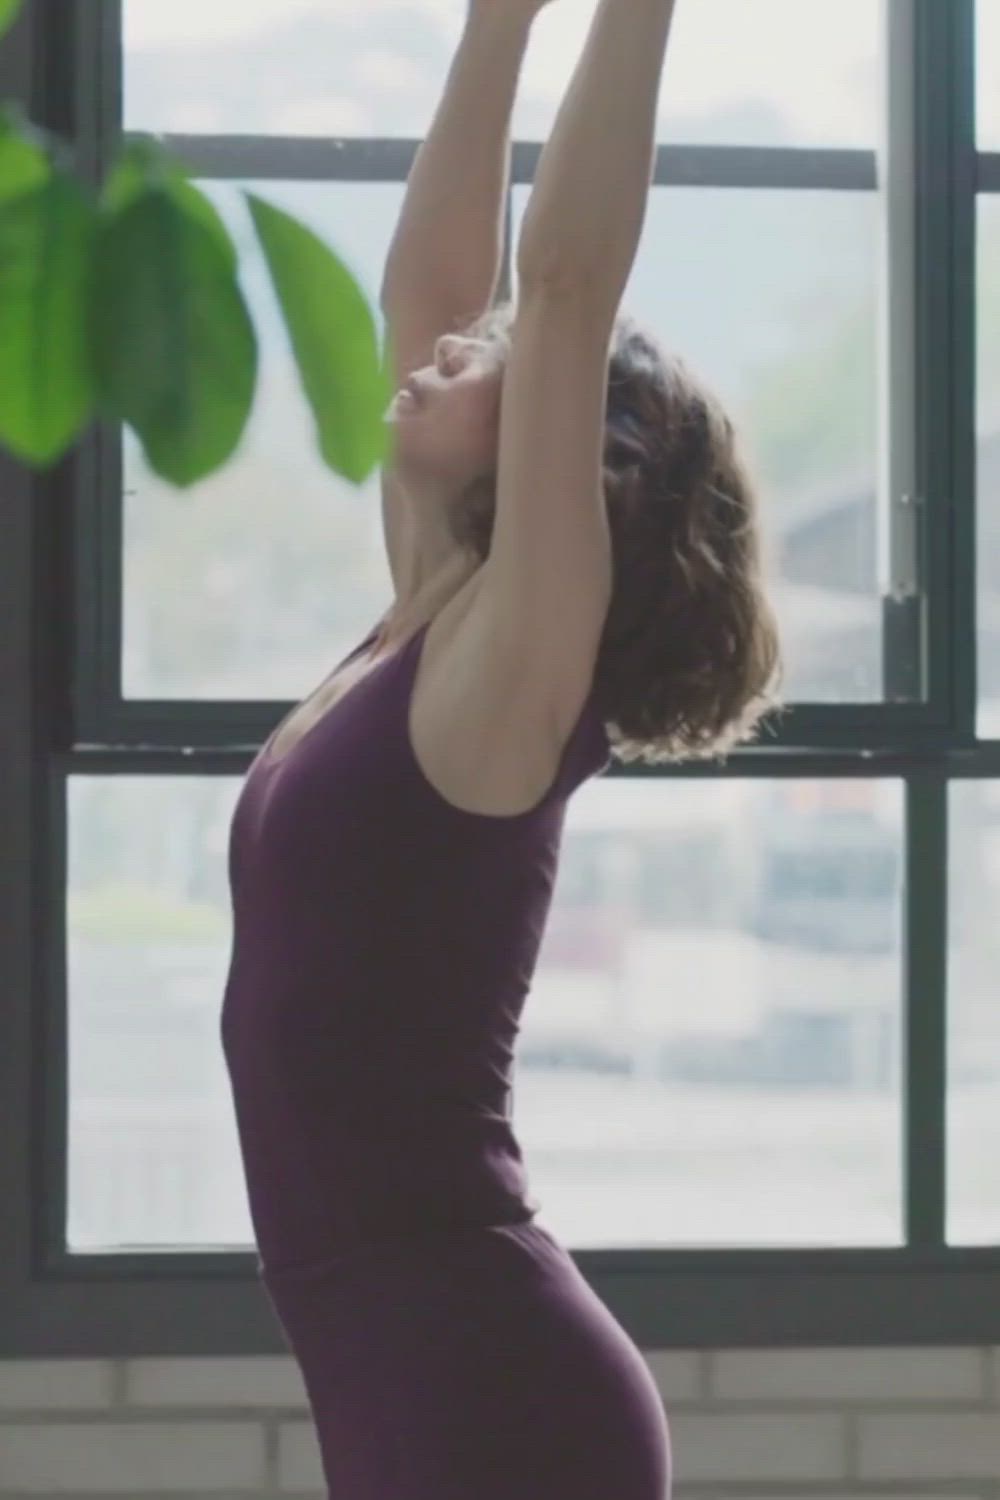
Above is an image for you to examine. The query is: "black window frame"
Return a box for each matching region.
[2,0,999,1358]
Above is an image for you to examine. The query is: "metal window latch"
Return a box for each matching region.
[888,490,923,602]
[882,490,925,702]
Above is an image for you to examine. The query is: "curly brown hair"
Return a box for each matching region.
[447,300,782,764]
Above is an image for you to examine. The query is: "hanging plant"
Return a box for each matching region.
[0,0,392,487]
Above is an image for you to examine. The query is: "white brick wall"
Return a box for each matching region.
[0,1346,997,1498]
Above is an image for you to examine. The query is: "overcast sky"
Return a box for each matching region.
[125,0,1000,146]
[123,0,881,144]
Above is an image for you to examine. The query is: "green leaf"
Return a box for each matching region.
[103,138,236,272]
[0,171,96,464]
[0,0,22,40]
[93,186,257,486]
[246,191,391,485]
[0,107,52,204]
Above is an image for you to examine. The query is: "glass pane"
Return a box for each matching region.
[978,199,1000,734]
[948,782,1000,1245]
[518,0,878,146]
[122,182,398,700]
[127,182,881,705]
[68,775,902,1255]
[980,0,1000,150]
[514,186,881,702]
[124,0,878,146]
[523,779,904,1248]
[123,0,465,137]
[67,776,245,1253]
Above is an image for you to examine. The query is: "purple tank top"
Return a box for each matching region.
[220,615,611,1277]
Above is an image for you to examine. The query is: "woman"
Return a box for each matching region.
[220,0,779,1495]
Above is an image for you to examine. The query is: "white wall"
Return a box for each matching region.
[1,1345,998,1497]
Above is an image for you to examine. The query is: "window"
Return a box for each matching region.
[513,184,882,701]
[122,0,880,146]
[2,0,995,1357]
[948,782,1000,1246]
[122,183,402,699]
[516,0,880,146]
[68,775,906,1255]
[977,194,1000,733]
[979,0,1000,149]
[123,0,466,138]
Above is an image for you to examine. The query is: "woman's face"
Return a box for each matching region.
[386,333,506,494]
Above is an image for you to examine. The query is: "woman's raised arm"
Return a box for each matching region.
[517,0,678,308]
[379,2,552,340]
[377,1,550,588]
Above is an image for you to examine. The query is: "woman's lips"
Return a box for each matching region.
[390,375,426,416]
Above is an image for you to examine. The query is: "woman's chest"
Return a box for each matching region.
[267,657,381,763]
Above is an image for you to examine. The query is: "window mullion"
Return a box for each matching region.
[943,0,977,734]
[59,0,125,746]
[903,775,947,1246]
[878,0,923,703]
[912,0,978,732]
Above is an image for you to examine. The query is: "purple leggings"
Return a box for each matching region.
[261,1219,672,1500]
